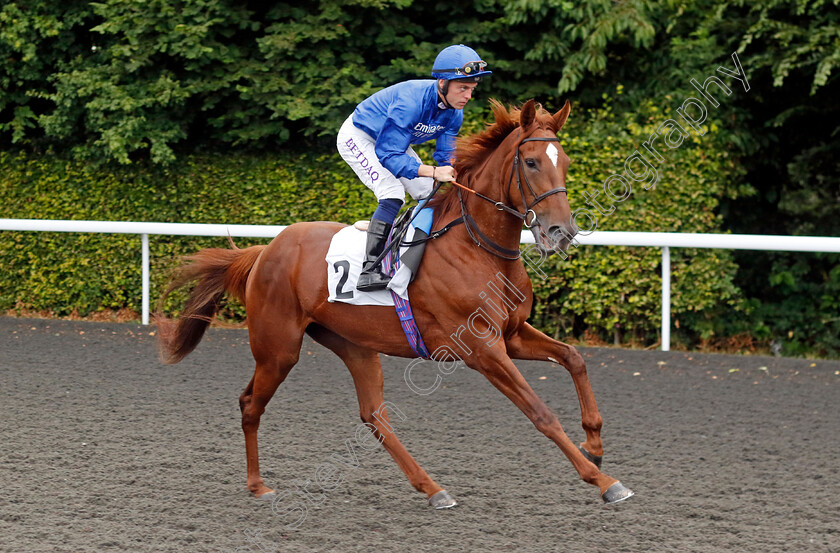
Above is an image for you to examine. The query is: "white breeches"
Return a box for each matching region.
[337,115,434,201]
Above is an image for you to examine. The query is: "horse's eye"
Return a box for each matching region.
[525,158,537,169]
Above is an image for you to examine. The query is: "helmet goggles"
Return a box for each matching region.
[433,60,488,77]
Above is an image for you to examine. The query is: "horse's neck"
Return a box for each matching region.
[433,167,520,263]
[472,153,522,236]
[464,187,523,250]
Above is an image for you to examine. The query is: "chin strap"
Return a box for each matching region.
[437,80,454,109]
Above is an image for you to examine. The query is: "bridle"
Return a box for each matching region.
[391,131,569,262]
[452,132,567,260]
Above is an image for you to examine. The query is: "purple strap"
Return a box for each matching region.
[383,230,431,359]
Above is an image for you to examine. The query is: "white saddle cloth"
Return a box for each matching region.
[325,224,415,306]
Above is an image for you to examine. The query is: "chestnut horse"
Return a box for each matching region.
[156,99,633,508]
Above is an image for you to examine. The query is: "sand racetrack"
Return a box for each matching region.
[1,316,838,553]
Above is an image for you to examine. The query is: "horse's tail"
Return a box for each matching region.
[155,243,265,365]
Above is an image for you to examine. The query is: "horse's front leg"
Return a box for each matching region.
[506,322,604,467]
[468,347,632,504]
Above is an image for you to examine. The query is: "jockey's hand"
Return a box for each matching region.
[434,165,456,182]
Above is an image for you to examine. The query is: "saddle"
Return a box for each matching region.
[381,205,434,288]
[325,206,435,306]
[325,206,436,358]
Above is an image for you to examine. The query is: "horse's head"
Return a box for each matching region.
[500,99,576,255]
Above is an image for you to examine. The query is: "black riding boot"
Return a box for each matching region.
[356,219,393,292]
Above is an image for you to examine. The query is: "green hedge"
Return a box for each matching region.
[526,94,748,348]
[1,96,747,349]
[0,150,373,319]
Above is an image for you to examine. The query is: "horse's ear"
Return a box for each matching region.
[520,99,536,129]
[552,100,571,133]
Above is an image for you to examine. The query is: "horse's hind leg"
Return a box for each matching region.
[306,324,453,508]
[239,331,303,498]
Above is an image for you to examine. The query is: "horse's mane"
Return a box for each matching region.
[454,99,521,175]
[428,99,558,214]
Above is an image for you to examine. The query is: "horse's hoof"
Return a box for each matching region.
[601,482,634,504]
[579,445,602,468]
[428,490,458,509]
[256,491,277,502]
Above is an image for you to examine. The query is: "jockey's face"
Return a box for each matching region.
[440,79,478,109]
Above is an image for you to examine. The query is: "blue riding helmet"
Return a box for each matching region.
[432,44,492,82]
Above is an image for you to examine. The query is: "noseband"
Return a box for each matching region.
[455,133,567,260]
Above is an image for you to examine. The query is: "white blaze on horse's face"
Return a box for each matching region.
[546,143,559,168]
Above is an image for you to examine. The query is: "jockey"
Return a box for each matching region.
[337,44,492,292]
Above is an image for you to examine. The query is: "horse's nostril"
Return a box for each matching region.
[547,225,577,249]
[548,225,571,239]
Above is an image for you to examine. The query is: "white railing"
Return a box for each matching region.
[0,219,287,327]
[3,218,840,351]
